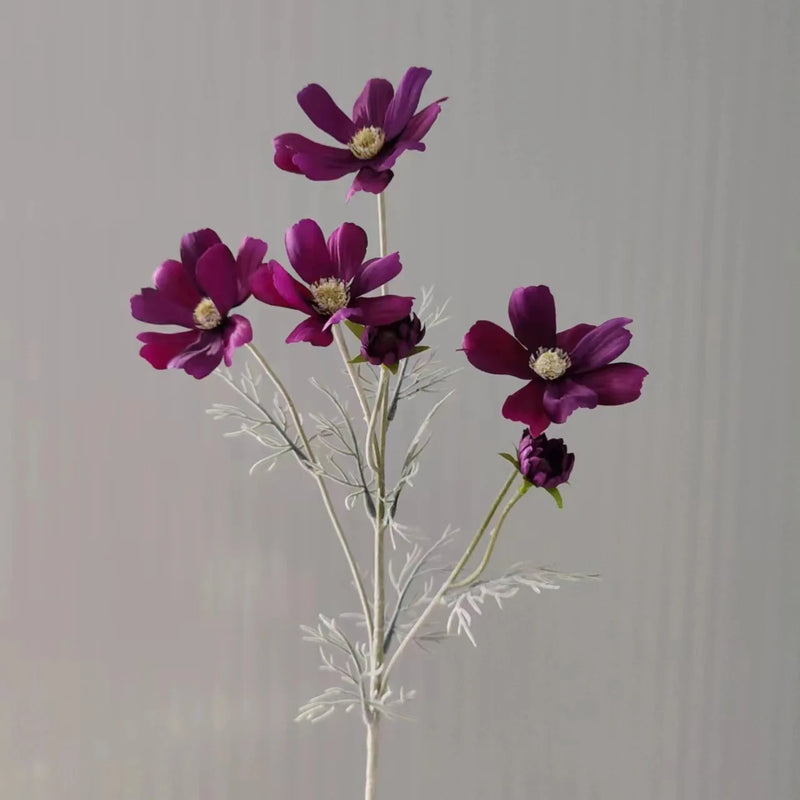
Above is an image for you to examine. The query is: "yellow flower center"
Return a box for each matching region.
[193,297,222,330]
[310,278,350,315]
[530,347,571,380]
[348,126,386,160]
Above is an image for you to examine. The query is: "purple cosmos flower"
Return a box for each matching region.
[517,429,574,489]
[250,219,413,347]
[462,285,647,434]
[131,229,266,379]
[360,313,425,366]
[273,67,445,199]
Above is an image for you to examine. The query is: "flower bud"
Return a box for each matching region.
[360,314,425,366]
[517,429,574,489]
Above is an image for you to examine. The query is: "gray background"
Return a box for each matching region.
[2,0,799,798]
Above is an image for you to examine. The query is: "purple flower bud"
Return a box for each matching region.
[517,429,575,489]
[360,314,425,367]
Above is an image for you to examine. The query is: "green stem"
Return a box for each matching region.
[450,488,526,589]
[381,467,520,683]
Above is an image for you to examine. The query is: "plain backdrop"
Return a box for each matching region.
[2,0,799,798]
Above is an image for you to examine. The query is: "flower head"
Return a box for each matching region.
[130,229,266,379]
[360,313,425,366]
[517,429,574,489]
[462,285,647,434]
[250,219,413,346]
[273,67,446,199]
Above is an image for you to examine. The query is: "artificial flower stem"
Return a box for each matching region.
[450,488,527,589]
[364,718,379,800]
[244,343,373,639]
[334,326,372,424]
[377,192,388,258]
[245,344,314,459]
[381,467,520,683]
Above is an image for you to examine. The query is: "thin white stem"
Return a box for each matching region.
[244,343,373,639]
[377,192,388,258]
[245,343,314,460]
[333,326,372,424]
[364,719,379,800]
[381,468,520,684]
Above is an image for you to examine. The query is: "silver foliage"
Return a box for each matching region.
[444,566,601,646]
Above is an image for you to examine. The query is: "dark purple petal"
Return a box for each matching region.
[346,167,394,200]
[195,243,238,316]
[169,331,226,379]
[402,99,445,142]
[270,262,315,312]
[297,84,356,144]
[383,67,432,140]
[152,259,202,310]
[130,288,195,328]
[542,378,598,423]
[326,222,368,281]
[180,229,222,275]
[572,363,648,405]
[286,219,334,283]
[251,262,313,312]
[136,329,203,369]
[234,237,268,304]
[286,315,334,346]
[508,285,557,351]
[352,78,394,128]
[222,314,253,366]
[373,140,425,172]
[349,252,401,297]
[348,294,413,326]
[461,320,532,380]
[556,323,595,354]
[568,317,633,372]
[273,133,359,179]
[325,306,357,329]
[501,381,551,435]
[274,136,303,173]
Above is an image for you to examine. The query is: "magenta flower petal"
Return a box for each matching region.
[352,77,394,128]
[508,285,557,351]
[222,314,253,366]
[269,262,315,312]
[274,138,303,174]
[403,100,445,143]
[251,262,289,308]
[235,237,268,304]
[383,67,432,140]
[542,378,598,423]
[556,322,595,353]
[195,243,238,315]
[501,380,551,435]
[461,321,532,379]
[136,330,203,369]
[286,219,334,283]
[180,229,222,275]
[326,222,368,281]
[273,133,358,179]
[169,331,226,379]
[572,363,648,405]
[347,168,394,200]
[373,140,426,172]
[286,315,334,346]
[130,288,195,328]
[152,259,202,310]
[297,84,356,144]
[349,253,401,298]
[348,294,414,326]
[569,317,633,372]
